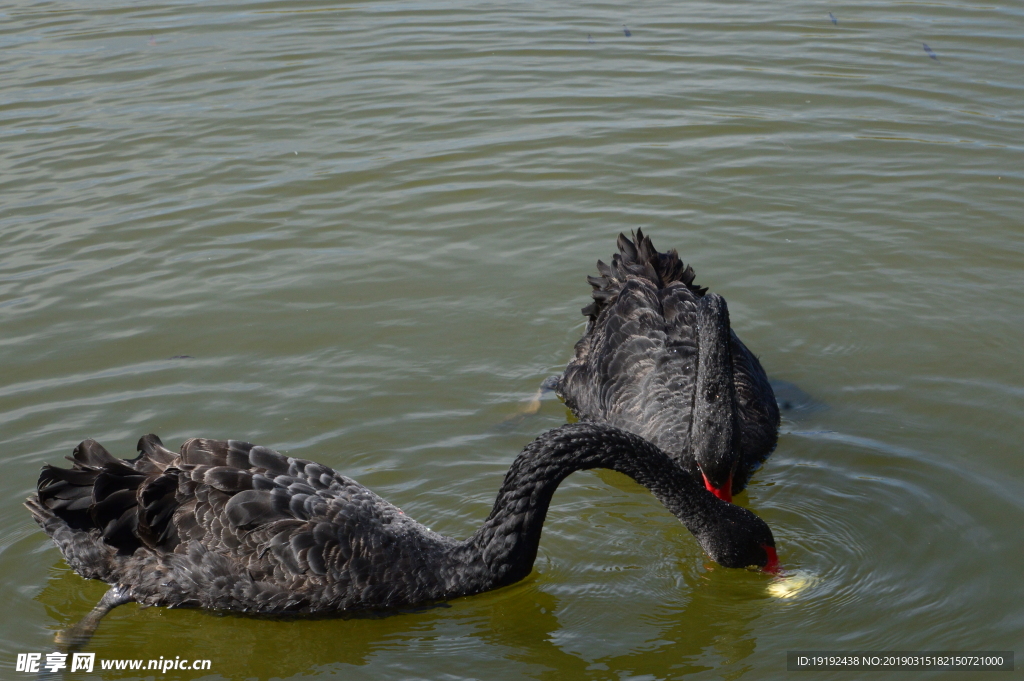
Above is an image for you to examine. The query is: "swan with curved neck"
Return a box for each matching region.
[558,230,780,502]
[27,423,776,643]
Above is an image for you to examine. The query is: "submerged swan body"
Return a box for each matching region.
[557,231,780,501]
[27,423,776,625]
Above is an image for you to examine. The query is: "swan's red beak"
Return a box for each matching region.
[761,545,780,574]
[702,472,733,503]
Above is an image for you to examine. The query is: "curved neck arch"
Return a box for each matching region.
[458,424,714,591]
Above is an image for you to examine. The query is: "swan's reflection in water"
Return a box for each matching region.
[556,566,772,678]
[38,550,783,679]
[38,563,590,678]
[455,568,776,680]
[37,563,460,678]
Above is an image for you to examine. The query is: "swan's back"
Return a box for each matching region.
[26,436,462,613]
[558,230,779,494]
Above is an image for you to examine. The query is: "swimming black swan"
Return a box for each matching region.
[26,423,777,643]
[557,230,780,502]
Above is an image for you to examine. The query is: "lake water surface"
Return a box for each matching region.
[2,1,1022,679]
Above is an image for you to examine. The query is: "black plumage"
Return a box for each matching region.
[26,422,775,639]
[557,230,780,501]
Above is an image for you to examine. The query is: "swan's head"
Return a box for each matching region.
[691,293,741,505]
[697,500,778,572]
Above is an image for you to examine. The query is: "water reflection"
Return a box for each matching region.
[471,584,593,679]
[770,379,827,415]
[36,565,462,679]
[597,567,770,677]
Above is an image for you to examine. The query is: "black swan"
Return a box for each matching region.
[556,230,780,502]
[26,423,777,644]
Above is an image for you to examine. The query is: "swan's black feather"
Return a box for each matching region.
[70,439,119,467]
[136,434,177,467]
[559,230,779,496]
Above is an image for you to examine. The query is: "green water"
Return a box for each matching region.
[2,1,1022,679]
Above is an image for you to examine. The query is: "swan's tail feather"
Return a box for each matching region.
[28,436,182,555]
[66,439,118,467]
[582,229,707,321]
[178,437,255,469]
[136,434,178,468]
[33,464,104,531]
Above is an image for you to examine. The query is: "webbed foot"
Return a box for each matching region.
[55,586,134,652]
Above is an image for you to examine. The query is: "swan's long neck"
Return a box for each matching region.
[690,293,740,497]
[459,424,717,590]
